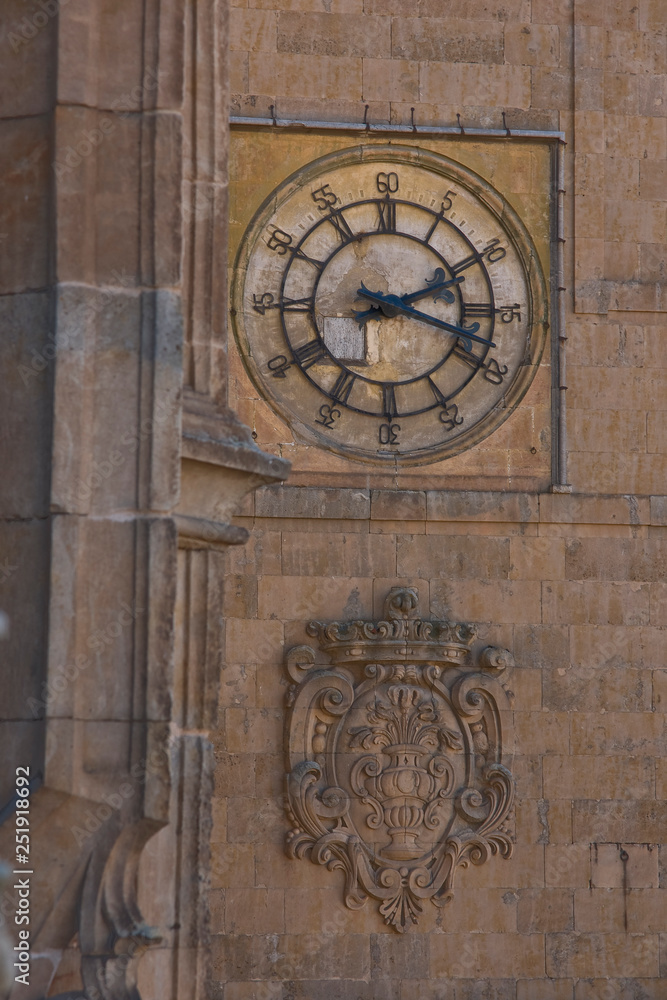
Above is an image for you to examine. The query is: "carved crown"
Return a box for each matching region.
[306,586,477,667]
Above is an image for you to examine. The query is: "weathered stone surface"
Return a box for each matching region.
[0,116,51,294]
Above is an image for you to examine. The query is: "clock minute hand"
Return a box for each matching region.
[356,285,495,351]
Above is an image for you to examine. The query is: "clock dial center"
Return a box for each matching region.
[314,234,460,384]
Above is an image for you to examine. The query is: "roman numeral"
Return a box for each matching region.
[326,211,354,243]
[376,197,396,233]
[293,339,327,369]
[382,383,398,420]
[427,377,448,405]
[450,251,482,275]
[331,370,356,404]
[291,246,324,269]
[281,296,312,312]
[452,344,484,370]
[461,302,493,319]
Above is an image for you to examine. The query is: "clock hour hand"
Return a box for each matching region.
[401,269,464,306]
[352,271,463,324]
[355,284,495,351]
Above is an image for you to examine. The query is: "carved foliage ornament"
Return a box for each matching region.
[284,588,515,932]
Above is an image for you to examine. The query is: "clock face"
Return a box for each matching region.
[231,145,548,465]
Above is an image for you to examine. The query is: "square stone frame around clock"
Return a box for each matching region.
[228,127,554,492]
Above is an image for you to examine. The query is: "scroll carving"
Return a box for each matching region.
[284,587,515,932]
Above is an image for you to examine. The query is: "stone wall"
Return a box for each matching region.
[217,0,667,996]
[211,487,667,996]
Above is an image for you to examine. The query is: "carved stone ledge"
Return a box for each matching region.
[177,392,290,550]
[284,587,515,933]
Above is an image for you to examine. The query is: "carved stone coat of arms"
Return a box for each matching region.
[284,588,515,932]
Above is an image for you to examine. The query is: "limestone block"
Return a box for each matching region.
[277,12,390,57]
[258,575,373,621]
[439,888,519,933]
[370,490,425,521]
[210,843,255,889]
[50,285,182,515]
[225,617,284,665]
[544,755,654,801]
[638,231,667,278]
[546,932,659,978]
[605,73,640,115]
[578,407,647,455]
[590,843,659,889]
[213,752,256,800]
[565,538,667,582]
[510,537,565,580]
[574,888,625,933]
[45,515,175,724]
[420,62,531,109]
[404,983,516,1000]
[431,579,542,624]
[0,720,44,809]
[575,981,667,1000]
[211,931,370,981]
[429,932,545,979]
[230,9,277,52]
[518,888,573,933]
[541,581,650,626]
[248,52,363,100]
[427,491,538,523]
[545,845,591,889]
[55,105,140,284]
[571,712,667,756]
[370,933,429,980]
[0,0,55,118]
[223,984,399,1000]
[398,533,510,579]
[639,73,667,117]
[460,845,545,890]
[0,292,53,517]
[543,665,652,713]
[151,114,184,287]
[224,708,282,754]
[563,624,649,668]
[518,982,574,1000]
[533,67,576,109]
[362,58,419,103]
[513,624,569,670]
[255,486,370,519]
[0,116,51,294]
[281,530,396,578]
[573,802,667,844]
[224,888,286,935]
[57,0,181,111]
[0,518,50,718]
[505,22,561,66]
[391,18,503,63]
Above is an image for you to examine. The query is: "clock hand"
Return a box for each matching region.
[401,269,464,306]
[356,284,495,351]
[352,271,463,324]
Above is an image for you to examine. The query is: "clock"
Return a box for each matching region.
[231,144,548,465]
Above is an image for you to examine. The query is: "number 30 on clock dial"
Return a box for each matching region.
[231,145,548,465]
